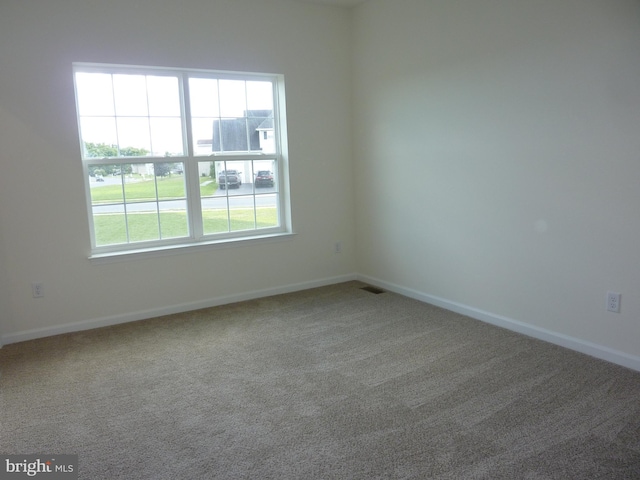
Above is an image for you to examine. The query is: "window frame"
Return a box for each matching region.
[73,63,292,260]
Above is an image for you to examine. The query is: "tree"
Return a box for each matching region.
[154,163,172,177]
[84,142,149,158]
[120,146,150,157]
[85,143,149,176]
[85,142,118,158]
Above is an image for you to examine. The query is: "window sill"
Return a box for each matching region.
[89,232,296,264]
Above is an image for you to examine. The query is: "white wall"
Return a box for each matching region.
[0,0,356,342]
[2,0,638,369]
[353,0,640,363]
[0,224,11,341]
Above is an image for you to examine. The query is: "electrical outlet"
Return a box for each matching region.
[606,291,620,313]
[334,241,342,254]
[32,282,44,298]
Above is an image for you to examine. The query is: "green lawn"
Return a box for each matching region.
[91,175,217,204]
[94,207,277,246]
[91,175,276,246]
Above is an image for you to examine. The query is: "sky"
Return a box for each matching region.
[75,71,274,157]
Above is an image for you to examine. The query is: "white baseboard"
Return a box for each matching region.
[357,274,640,373]
[1,273,358,346]
[4,272,640,373]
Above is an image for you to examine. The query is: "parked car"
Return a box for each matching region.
[218,170,242,189]
[255,170,274,188]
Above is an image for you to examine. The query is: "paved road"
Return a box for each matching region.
[92,182,277,214]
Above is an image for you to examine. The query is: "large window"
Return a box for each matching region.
[73,64,290,257]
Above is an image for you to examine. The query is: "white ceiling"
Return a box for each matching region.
[292,0,368,7]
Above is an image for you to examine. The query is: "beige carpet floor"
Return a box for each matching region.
[1,281,640,479]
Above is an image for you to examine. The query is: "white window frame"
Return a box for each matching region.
[73,63,292,261]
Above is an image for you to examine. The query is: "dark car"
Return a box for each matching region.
[218,170,242,189]
[255,170,274,188]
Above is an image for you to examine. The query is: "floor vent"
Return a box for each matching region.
[361,285,385,295]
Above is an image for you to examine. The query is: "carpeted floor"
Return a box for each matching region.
[1,281,639,479]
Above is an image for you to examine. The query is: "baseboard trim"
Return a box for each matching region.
[358,274,640,373]
[1,274,358,346]
[5,272,640,373]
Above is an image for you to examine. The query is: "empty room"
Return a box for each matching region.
[1,0,639,478]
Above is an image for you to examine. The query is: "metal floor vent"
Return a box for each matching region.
[361,285,385,295]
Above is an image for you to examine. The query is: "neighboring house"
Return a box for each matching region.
[196,110,275,181]
[256,117,276,153]
[212,109,273,152]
